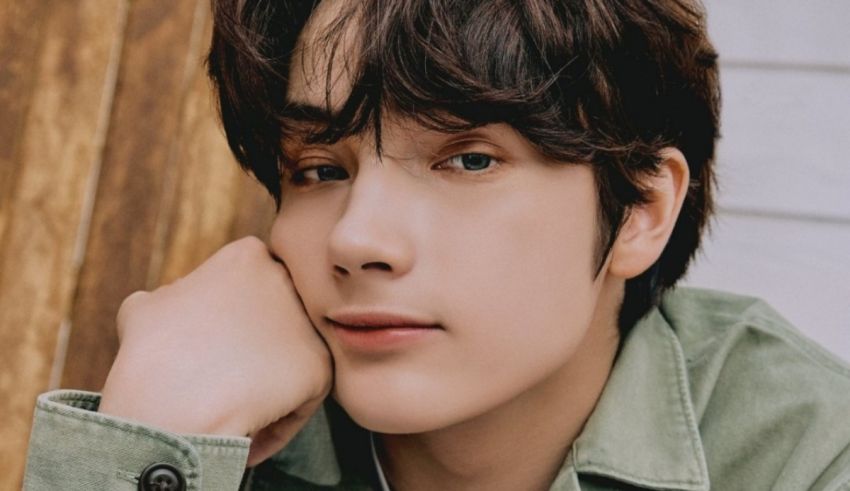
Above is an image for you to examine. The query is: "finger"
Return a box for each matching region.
[115,290,149,343]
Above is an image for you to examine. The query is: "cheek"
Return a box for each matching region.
[269,200,337,317]
[338,170,604,433]
[433,166,599,334]
[434,178,600,374]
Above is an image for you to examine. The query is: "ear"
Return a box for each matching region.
[608,148,690,280]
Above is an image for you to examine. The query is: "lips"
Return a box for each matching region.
[325,312,442,330]
[325,311,443,352]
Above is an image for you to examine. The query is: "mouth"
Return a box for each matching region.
[325,311,443,352]
[326,312,442,329]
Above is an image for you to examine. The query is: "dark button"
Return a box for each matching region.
[138,462,185,491]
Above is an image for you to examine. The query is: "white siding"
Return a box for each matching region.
[704,0,850,66]
[716,69,850,218]
[683,1,850,361]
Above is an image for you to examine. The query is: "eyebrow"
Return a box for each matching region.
[278,102,505,159]
[280,101,339,124]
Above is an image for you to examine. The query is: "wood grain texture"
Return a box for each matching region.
[60,0,207,391]
[0,0,126,488]
[0,0,52,265]
[0,0,273,483]
[154,13,276,287]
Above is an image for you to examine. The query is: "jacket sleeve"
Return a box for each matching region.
[24,390,251,490]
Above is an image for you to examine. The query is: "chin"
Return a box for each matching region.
[331,374,472,435]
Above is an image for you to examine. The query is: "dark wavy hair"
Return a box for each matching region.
[206,0,720,334]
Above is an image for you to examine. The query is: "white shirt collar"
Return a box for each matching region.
[370,432,392,491]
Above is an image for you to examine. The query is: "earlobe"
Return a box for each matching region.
[608,148,690,279]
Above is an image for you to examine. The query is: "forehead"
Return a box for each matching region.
[287,0,360,111]
[276,0,584,167]
[281,0,477,152]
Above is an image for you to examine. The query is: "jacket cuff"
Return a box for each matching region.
[24,390,250,490]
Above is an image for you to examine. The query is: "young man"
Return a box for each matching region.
[25,0,850,489]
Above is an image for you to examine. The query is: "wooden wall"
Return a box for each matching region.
[1,0,848,489]
[0,1,275,488]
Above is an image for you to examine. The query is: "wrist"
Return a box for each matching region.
[99,376,248,437]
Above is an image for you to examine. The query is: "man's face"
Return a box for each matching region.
[269,1,618,434]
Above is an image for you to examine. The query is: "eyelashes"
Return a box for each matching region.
[286,152,501,188]
[288,165,350,186]
[432,153,494,172]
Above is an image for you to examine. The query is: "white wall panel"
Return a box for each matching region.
[684,212,850,361]
[703,0,850,66]
[715,68,850,219]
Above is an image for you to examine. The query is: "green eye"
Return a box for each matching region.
[315,166,348,180]
[446,153,492,171]
[291,165,349,185]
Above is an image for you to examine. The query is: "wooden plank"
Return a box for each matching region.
[229,177,278,244]
[60,0,207,391]
[154,13,276,286]
[683,212,850,361]
[0,0,52,260]
[0,0,127,488]
[715,68,850,219]
[704,0,850,67]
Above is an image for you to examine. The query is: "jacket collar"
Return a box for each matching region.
[268,306,710,490]
[268,403,343,486]
[569,307,710,490]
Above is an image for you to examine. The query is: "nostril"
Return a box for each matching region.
[362,262,392,272]
[334,265,349,276]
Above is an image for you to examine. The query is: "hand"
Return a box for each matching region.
[99,236,333,466]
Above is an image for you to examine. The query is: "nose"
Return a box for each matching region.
[327,164,415,279]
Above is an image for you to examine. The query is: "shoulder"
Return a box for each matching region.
[659,287,850,489]
[659,287,850,392]
[660,287,850,381]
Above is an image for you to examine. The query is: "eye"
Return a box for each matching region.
[438,153,494,172]
[290,164,350,186]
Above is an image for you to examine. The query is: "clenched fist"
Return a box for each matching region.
[99,237,333,466]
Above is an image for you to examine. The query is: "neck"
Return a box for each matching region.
[378,284,621,491]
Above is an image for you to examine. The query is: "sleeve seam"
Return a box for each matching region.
[37,390,250,450]
[36,392,202,467]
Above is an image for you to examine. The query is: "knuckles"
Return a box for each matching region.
[221,236,271,263]
[119,290,150,313]
[215,236,290,283]
[116,290,150,340]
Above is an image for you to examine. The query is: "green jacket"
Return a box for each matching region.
[24,288,850,490]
